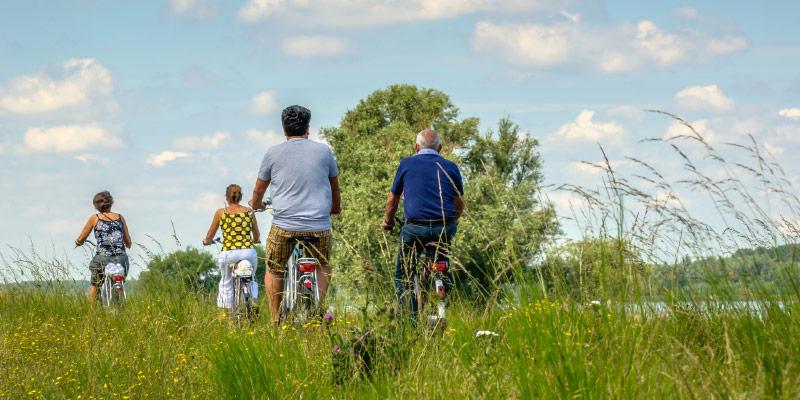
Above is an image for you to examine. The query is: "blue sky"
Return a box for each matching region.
[1,0,799,278]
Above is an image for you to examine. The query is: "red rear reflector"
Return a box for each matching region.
[113,275,125,282]
[435,262,447,272]
[304,280,313,289]
[299,263,316,273]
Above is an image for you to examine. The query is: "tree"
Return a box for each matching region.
[138,246,267,295]
[323,84,557,303]
[138,247,217,293]
[456,118,558,298]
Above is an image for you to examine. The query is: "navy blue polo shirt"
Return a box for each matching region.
[390,149,464,220]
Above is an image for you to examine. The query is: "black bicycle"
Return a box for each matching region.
[393,218,450,329]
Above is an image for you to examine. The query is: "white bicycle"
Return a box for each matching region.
[279,236,322,325]
[206,237,258,326]
[76,239,127,308]
[100,262,127,307]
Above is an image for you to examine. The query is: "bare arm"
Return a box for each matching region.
[120,215,133,249]
[455,196,464,221]
[382,192,401,231]
[203,209,222,246]
[251,214,261,244]
[248,178,270,210]
[75,215,97,246]
[330,176,342,215]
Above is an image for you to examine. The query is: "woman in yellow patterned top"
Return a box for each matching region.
[203,184,261,310]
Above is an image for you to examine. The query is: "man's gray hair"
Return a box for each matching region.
[416,129,441,149]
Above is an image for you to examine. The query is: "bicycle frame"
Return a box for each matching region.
[100,263,126,307]
[395,219,450,329]
[230,260,255,326]
[280,239,321,325]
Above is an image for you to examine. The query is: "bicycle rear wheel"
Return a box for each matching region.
[101,276,112,307]
[111,283,125,306]
[279,262,298,324]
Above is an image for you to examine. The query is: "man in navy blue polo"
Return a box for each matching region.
[382,128,464,315]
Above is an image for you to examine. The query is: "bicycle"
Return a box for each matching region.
[278,236,322,325]
[100,262,127,307]
[393,218,450,330]
[76,239,128,308]
[206,237,258,327]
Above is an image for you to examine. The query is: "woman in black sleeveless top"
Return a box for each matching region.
[75,191,132,306]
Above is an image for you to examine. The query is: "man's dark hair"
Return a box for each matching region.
[281,105,311,137]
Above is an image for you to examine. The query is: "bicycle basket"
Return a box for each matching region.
[231,260,254,278]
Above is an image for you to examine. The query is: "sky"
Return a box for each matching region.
[1,0,799,278]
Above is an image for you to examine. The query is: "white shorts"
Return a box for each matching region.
[217,248,258,309]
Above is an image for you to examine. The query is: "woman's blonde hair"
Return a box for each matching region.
[226,184,243,204]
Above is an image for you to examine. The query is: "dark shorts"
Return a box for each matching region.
[89,254,129,287]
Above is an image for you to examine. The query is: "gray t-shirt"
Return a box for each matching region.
[258,138,339,232]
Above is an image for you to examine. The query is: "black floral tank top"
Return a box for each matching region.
[94,215,126,256]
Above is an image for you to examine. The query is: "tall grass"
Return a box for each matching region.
[1,114,799,398]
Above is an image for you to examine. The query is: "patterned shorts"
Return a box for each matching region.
[264,225,332,274]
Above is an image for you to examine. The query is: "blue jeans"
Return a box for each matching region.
[394,222,457,315]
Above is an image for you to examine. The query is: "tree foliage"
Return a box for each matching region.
[323,84,557,302]
[138,247,217,293]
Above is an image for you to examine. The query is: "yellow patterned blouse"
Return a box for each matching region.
[220,211,254,251]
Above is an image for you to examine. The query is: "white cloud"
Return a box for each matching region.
[0,59,112,115]
[173,131,230,149]
[238,0,559,26]
[281,36,348,58]
[673,5,699,20]
[0,140,8,154]
[251,90,278,114]
[636,20,686,65]
[663,119,716,143]
[653,191,686,208]
[43,219,80,235]
[471,19,746,74]
[675,85,735,112]
[706,36,748,56]
[238,0,282,23]
[22,124,122,153]
[246,129,284,147]
[192,192,223,213]
[569,161,603,175]
[606,106,645,122]
[554,110,624,142]
[146,151,191,167]
[473,21,569,67]
[169,0,215,19]
[75,154,110,165]
[778,108,800,120]
[763,142,785,157]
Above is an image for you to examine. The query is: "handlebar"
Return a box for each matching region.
[75,239,97,249]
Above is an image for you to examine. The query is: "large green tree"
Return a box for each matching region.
[323,84,557,302]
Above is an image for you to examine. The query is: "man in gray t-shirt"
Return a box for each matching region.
[248,105,341,322]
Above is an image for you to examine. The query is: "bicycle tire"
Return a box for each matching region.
[233,277,246,327]
[101,276,112,307]
[112,284,124,306]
